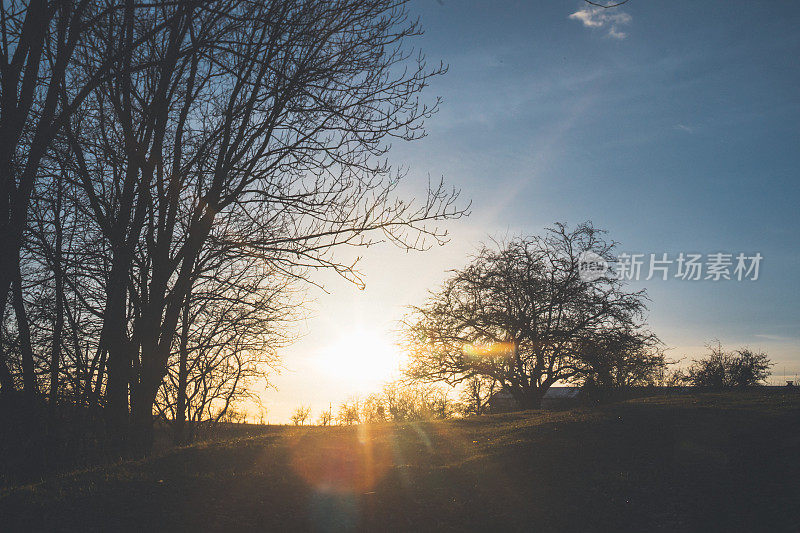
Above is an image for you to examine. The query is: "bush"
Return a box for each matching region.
[686,344,772,388]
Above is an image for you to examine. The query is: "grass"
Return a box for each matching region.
[1,389,799,531]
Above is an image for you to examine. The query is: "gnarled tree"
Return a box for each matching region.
[404,222,660,409]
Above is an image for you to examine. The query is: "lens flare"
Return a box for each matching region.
[290,426,392,495]
[462,341,515,360]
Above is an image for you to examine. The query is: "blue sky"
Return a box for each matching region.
[262,1,800,422]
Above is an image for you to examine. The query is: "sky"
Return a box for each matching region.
[260,0,800,423]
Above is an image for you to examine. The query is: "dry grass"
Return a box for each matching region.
[2,389,799,531]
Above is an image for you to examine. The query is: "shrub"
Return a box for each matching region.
[686,344,772,388]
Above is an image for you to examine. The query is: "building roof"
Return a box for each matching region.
[489,386,581,401]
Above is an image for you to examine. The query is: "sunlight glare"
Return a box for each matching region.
[316,327,402,389]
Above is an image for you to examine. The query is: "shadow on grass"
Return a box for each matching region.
[2,390,798,531]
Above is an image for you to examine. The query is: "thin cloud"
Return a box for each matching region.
[675,124,694,133]
[754,334,796,342]
[569,7,631,39]
[607,27,627,40]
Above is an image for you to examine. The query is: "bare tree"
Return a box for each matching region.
[686,343,772,388]
[403,223,657,409]
[337,397,361,425]
[0,0,180,398]
[290,405,311,426]
[0,0,466,475]
[0,1,85,379]
[154,244,298,444]
[317,407,333,427]
[360,393,387,423]
[575,327,665,389]
[56,0,463,453]
[459,376,496,417]
[379,380,455,421]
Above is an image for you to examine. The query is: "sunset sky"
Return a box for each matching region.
[262,0,800,422]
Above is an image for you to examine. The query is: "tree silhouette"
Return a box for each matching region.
[0,0,465,459]
[686,343,772,388]
[404,222,659,409]
[291,405,311,426]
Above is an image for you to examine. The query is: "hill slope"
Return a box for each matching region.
[2,390,799,531]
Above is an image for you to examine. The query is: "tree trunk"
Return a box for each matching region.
[49,180,64,413]
[12,264,38,397]
[131,373,161,457]
[514,386,545,410]
[0,352,14,395]
[103,253,133,450]
[0,290,14,395]
[174,291,191,445]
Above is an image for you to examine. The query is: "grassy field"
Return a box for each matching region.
[1,390,799,532]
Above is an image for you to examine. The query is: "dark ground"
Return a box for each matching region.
[1,389,799,532]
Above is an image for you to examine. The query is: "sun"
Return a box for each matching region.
[316,327,402,390]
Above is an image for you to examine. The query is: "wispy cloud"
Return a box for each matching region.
[569,7,631,39]
[675,124,694,133]
[753,334,797,342]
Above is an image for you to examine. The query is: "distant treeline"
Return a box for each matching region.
[296,342,775,426]
[398,224,773,413]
